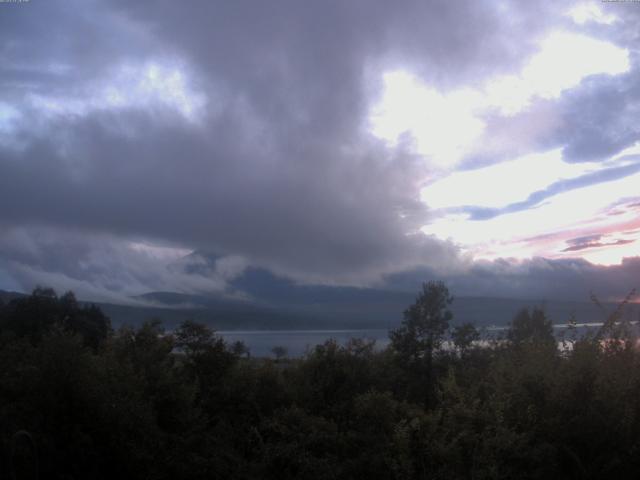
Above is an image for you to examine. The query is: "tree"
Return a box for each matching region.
[59,291,111,350]
[231,340,250,358]
[451,322,480,355]
[0,288,110,350]
[390,281,453,363]
[272,345,288,361]
[174,319,217,356]
[389,281,453,406]
[0,287,59,343]
[507,307,554,347]
[173,320,236,401]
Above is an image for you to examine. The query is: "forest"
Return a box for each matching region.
[1,282,640,479]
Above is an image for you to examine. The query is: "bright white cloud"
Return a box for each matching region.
[567,3,617,25]
[369,31,629,167]
[484,32,629,114]
[370,71,485,168]
[370,27,634,266]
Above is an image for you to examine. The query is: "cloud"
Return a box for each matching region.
[421,149,595,210]
[566,234,604,246]
[427,153,640,221]
[27,61,206,123]
[0,225,250,303]
[369,31,629,168]
[562,239,634,252]
[0,0,639,302]
[387,256,640,302]
[4,0,507,290]
[567,3,617,25]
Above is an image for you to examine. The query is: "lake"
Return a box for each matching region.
[217,329,391,357]
[217,322,613,357]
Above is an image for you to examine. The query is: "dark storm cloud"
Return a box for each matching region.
[559,71,640,163]
[0,0,638,299]
[1,0,555,290]
[386,256,640,302]
[0,0,157,93]
[0,110,463,284]
[459,256,640,301]
[544,4,640,164]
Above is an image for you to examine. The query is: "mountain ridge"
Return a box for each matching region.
[2,288,637,331]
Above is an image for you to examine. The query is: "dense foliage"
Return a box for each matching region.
[1,283,639,479]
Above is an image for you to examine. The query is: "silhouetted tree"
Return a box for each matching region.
[0,287,110,350]
[4,285,640,479]
[173,320,237,407]
[231,340,250,358]
[390,281,453,406]
[271,345,288,361]
[452,322,480,355]
[507,307,554,347]
[59,291,111,350]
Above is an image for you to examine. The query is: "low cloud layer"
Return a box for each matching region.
[387,256,640,302]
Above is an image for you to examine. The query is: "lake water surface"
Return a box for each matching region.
[218,329,390,357]
[218,322,612,357]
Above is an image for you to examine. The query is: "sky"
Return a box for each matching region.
[0,0,639,303]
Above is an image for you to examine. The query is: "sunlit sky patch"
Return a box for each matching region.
[421,165,640,264]
[370,32,629,168]
[420,149,597,210]
[369,26,637,267]
[370,72,485,168]
[566,3,618,25]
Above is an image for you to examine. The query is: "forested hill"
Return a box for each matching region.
[1,288,636,330]
[2,284,640,478]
